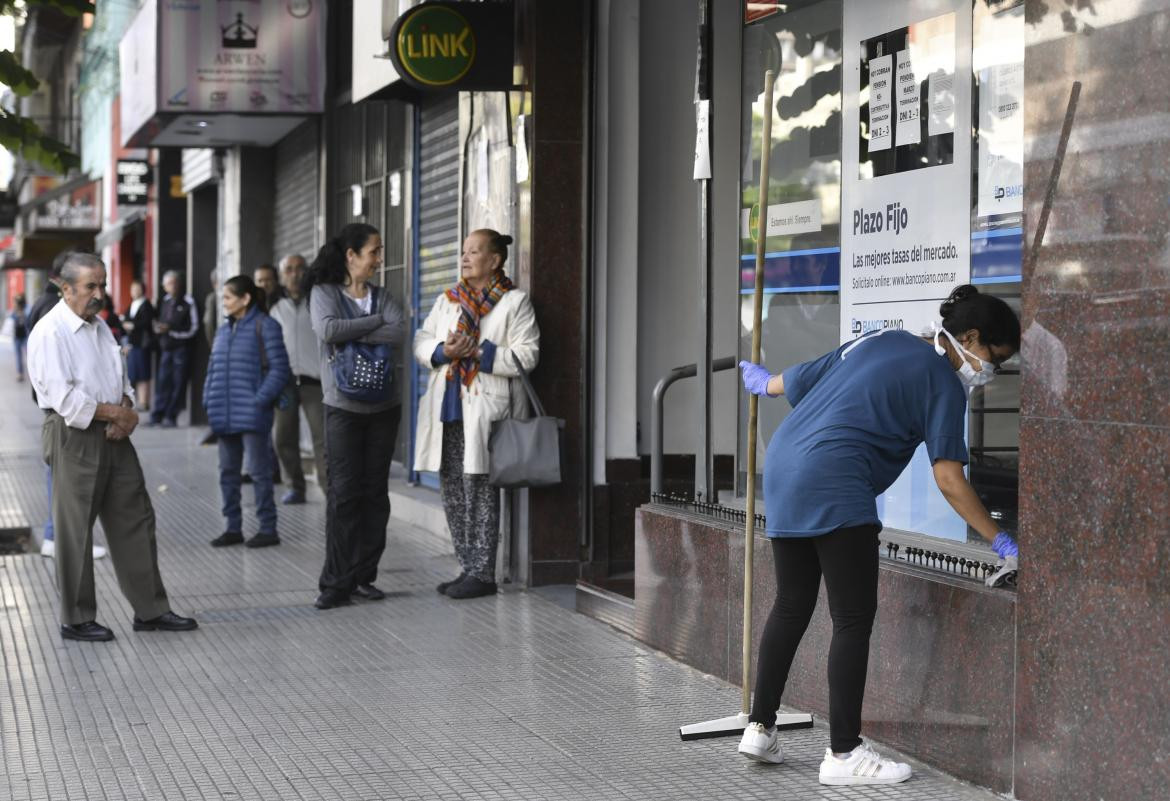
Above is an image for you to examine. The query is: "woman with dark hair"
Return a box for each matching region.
[413,229,540,599]
[203,275,290,549]
[735,285,1020,785]
[308,223,406,610]
[122,280,156,410]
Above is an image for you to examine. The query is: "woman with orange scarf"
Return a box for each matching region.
[413,229,540,599]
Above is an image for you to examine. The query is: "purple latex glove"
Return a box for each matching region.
[992,530,1018,559]
[739,360,776,397]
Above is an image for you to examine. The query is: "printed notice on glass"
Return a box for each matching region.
[895,50,920,146]
[868,54,893,152]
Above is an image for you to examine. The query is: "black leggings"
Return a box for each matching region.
[749,524,880,753]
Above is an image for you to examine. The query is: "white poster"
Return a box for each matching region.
[894,50,920,146]
[868,54,893,152]
[842,1,973,541]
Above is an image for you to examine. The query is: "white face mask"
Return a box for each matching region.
[932,323,997,388]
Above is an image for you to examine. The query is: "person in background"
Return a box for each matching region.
[245,262,282,483]
[27,251,196,641]
[254,264,283,309]
[200,269,220,446]
[413,230,540,600]
[149,270,199,428]
[306,223,406,610]
[122,279,156,411]
[99,295,126,343]
[268,254,327,505]
[29,251,106,561]
[202,268,219,349]
[734,284,1020,786]
[203,276,290,549]
[9,292,28,382]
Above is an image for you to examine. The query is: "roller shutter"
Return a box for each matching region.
[272,119,320,263]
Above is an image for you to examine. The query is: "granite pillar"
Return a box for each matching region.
[523,0,590,586]
[1016,6,1170,801]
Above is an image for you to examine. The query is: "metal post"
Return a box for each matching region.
[694,0,713,502]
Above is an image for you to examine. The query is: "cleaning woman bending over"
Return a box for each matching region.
[736,284,1020,786]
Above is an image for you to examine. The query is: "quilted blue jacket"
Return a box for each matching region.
[202,306,290,434]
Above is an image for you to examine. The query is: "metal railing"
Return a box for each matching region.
[650,356,736,495]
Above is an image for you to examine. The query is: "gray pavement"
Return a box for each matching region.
[0,368,1001,801]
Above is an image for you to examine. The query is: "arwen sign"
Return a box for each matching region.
[388,2,513,92]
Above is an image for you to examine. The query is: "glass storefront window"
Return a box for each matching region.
[736,1,844,497]
[736,0,1024,550]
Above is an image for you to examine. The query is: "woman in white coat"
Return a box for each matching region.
[413,229,540,599]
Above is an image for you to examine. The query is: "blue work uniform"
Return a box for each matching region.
[764,330,969,538]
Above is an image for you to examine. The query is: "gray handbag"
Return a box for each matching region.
[488,353,563,488]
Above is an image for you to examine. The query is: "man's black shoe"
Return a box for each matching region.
[436,573,466,594]
[314,590,352,610]
[241,474,253,484]
[60,621,115,642]
[160,419,177,429]
[353,583,386,601]
[445,576,497,600]
[210,531,244,547]
[244,532,280,548]
[133,612,198,632]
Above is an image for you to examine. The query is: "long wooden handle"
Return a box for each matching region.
[742,69,775,715]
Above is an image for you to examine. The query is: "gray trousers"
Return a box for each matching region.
[439,422,500,582]
[42,413,171,625]
[274,378,327,494]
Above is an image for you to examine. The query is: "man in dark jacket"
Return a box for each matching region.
[26,249,69,334]
[148,270,199,427]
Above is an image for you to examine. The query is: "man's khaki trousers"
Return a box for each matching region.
[43,413,171,626]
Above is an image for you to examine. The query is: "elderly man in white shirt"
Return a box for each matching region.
[27,252,197,643]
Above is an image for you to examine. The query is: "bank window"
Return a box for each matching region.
[736,1,844,497]
[736,0,1023,551]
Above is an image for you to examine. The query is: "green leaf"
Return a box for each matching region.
[0,51,40,96]
[0,108,81,175]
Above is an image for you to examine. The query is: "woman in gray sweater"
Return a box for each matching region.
[306,223,406,610]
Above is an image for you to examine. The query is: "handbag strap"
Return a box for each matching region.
[335,284,378,319]
[509,351,546,417]
[329,284,379,359]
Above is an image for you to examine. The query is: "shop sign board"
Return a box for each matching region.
[840,0,974,541]
[116,160,152,206]
[158,0,325,114]
[120,0,325,142]
[29,182,101,232]
[388,2,514,91]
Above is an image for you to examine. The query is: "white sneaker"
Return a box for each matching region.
[39,540,108,560]
[738,722,783,764]
[819,743,912,785]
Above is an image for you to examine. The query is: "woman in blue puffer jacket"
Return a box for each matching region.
[203,275,290,549]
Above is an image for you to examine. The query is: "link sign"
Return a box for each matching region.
[388,1,514,92]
